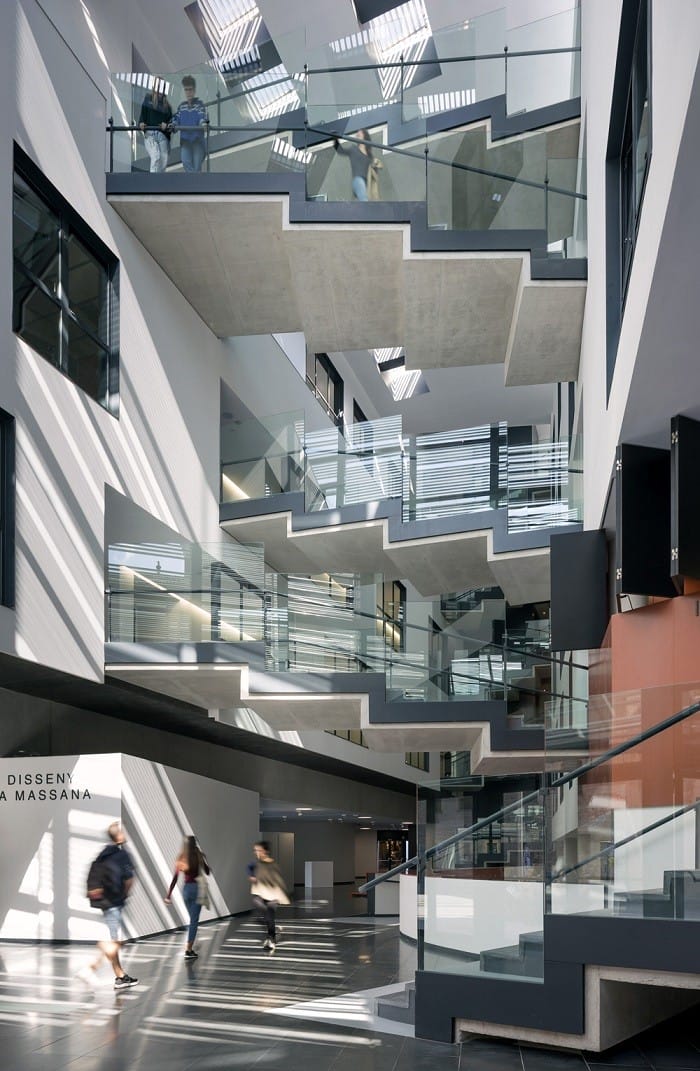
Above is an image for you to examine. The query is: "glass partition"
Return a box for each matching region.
[305,416,404,510]
[506,7,580,116]
[107,540,266,643]
[418,778,545,978]
[546,683,700,923]
[220,410,304,504]
[506,439,580,532]
[403,423,505,521]
[220,412,579,536]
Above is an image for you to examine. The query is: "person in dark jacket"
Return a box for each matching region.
[81,822,138,989]
[249,840,290,953]
[171,74,209,172]
[138,78,172,173]
[333,129,380,201]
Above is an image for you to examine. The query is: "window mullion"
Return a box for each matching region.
[58,219,70,375]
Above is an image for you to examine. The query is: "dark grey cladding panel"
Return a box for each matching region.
[545,914,700,976]
[616,443,676,598]
[414,961,584,1042]
[353,0,405,23]
[671,414,700,589]
[550,529,608,652]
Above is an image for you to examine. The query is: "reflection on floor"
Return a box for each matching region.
[0,887,697,1071]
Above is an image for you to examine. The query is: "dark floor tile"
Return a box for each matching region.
[521,1048,586,1070]
[585,1042,649,1067]
[637,1041,700,1069]
[459,1036,523,1069]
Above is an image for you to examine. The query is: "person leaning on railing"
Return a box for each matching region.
[138,79,172,173]
[333,129,382,202]
[171,74,209,173]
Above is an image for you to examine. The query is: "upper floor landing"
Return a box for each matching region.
[105,9,586,385]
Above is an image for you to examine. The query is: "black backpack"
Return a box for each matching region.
[86,852,123,909]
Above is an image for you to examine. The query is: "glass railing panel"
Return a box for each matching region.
[220,410,305,504]
[306,132,426,204]
[106,540,268,643]
[426,147,546,232]
[506,439,580,532]
[402,422,504,521]
[547,157,586,259]
[418,778,545,978]
[305,416,403,509]
[506,7,580,116]
[402,11,505,122]
[547,684,700,922]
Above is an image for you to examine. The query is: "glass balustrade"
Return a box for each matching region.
[107,8,584,251]
[220,410,305,504]
[546,681,700,923]
[220,411,580,532]
[506,7,581,117]
[417,777,546,978]
[391,674,699,986]
[106,539,266,643]
[304,416,404,511]
[107,548,591,726]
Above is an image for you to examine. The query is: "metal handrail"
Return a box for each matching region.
[358,695,700,893]
[174,44,581,113]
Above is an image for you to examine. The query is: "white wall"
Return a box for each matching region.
[0,753,259,941]
[1,1,228,673]
[580,1,700,526]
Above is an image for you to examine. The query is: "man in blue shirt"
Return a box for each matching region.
[172,75,209,173]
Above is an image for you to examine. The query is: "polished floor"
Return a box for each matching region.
[0,889,697,1071]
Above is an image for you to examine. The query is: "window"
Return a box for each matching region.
[378,580,405,652]
[405,752,428,771]
[13,146,119,413]
[306,352,344,426]
[326,728,367,747]
[0,410,15,608]
[605,0,650,394]
[353,400,368,424]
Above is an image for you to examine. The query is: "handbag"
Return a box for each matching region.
[195,872,210,908]
[250,880,290,905]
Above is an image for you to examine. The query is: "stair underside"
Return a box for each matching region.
[219,508,557,603]
[104,656,577,772]
[109,193,585,388]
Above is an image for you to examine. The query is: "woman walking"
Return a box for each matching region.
[164,835,210,960]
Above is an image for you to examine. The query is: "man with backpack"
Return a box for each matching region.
[81,821,138,989]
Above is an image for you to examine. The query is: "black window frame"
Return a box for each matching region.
[306,351,344,427]
[605,0,651,398]
[0,409,16,609]
[13,144,120,415]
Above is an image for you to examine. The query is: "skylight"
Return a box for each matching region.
[329,0,437,102]
[372,348,428,401]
